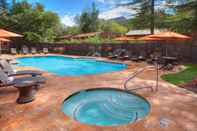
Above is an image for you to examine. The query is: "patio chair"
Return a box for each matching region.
[130,54,139,62]
[0,60,42,77]
[138,56,146,61]
[146,54,155,64]
[31,48,37,54]
[137,52,146,61]
[107,49,122,59]
[92,51,101,57]
[22,47,29,54]
[119,50,130,60]
[43,48,49,54]
[0,69,46,104]
[10,48,17,55]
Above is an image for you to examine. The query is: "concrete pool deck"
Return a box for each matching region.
[0,54,197,131]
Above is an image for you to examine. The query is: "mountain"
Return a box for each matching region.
[109,16,128,23]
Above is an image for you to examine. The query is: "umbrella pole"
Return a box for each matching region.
[0,41,1,54]
[156,57,159,91]
[166,40,168,56]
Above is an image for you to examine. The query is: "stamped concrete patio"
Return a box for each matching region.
[0,55,197,131]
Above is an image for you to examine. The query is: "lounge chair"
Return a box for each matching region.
[22,47,29,54]
[43,48,49,54]
[119,50,130,60]
[0,60,42,77]
[0,69,46,104]
[137,52,146,61]
[10,48,17,55]
[107,49,122,59]
[31,48,37,54]
[107,52,114,59]
[138,56,146,61]
[130,54,139,62]
[92,51,101,57]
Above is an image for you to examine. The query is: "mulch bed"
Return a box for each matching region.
[180,77,197,93]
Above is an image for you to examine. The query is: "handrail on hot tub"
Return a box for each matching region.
[123,59,159,92]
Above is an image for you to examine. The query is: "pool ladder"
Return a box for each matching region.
[123,62,159,92]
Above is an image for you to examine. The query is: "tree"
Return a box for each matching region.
[11,1,32,15]
[0,1,64,42]
[100,20,128,34]
[77,2,99,33]
[0,0,8,15]
[0,0,8,9]
[64,26,80,35]
[35,3,44,12]
[0,0,9,27]
[119,0,155,34]
[119,0,195,34]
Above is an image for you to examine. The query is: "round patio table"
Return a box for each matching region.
[162,56,177,65]
[161,56,177,70]
[14,82,37,104]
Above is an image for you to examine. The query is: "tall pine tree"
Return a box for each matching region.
[119,0,195,34]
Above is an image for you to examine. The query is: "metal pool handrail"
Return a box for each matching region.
[123,59,159,92]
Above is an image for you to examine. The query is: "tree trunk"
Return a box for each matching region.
[150,0,155,34]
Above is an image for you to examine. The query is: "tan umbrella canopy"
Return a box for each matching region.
[0,29,23,38]
[141,31,191,56]
[138,36,163,41]
[0,38,11,54]
[0,38,11,42]
[114,36,137,42]
[143,31,191,41]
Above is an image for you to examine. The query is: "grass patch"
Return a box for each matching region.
[161,64,197,85]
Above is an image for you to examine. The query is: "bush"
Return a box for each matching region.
[63,36,120,44]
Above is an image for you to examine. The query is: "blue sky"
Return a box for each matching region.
[13,0,138,26]
[14,0,176,26]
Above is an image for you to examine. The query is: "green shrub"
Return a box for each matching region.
[162,64,197,85]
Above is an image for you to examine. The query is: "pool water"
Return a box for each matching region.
[17,56,127,77]
[62,89,150,126]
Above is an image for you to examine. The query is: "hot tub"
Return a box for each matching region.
[62,88,150,126]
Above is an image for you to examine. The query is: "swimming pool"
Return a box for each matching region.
[62,88,150,126]
[17,56,127,77]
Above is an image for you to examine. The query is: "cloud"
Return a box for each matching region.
[61,14,76,27]
[99,5,138,20]
[98,0,179,20]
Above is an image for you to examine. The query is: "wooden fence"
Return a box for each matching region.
[6,42,197,63]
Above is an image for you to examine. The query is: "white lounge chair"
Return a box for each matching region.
[31,48,37,54]
[11,48,17,55]
[0,60,42,77]
[22,47,29,54]
[0,69,46,104]
[43,48,48,54]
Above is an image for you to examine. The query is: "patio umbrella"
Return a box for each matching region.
[140,31,191,56]
[0,29,22,54]
[114,36,137,42]
[138,36,163,41]
[0,29,23,38]
[0,38,11,42]
[0,38,11,53]
[145,31,191,40]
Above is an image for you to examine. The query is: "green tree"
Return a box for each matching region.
[0,0,9,27]
[77,2,99,33]
[120,0,195,34]
[120,0,155,33]
[64,26,80,35]
[35,3,44,12]
[100,20,128,34]
[1,0,64,42]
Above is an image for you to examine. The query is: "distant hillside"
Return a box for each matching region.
[109,16,130,25]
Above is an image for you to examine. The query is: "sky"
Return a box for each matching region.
[13,0,138,26]
[15,0,177,27]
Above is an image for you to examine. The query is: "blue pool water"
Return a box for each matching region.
[62,89,150,126]
[17,56,127,77]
